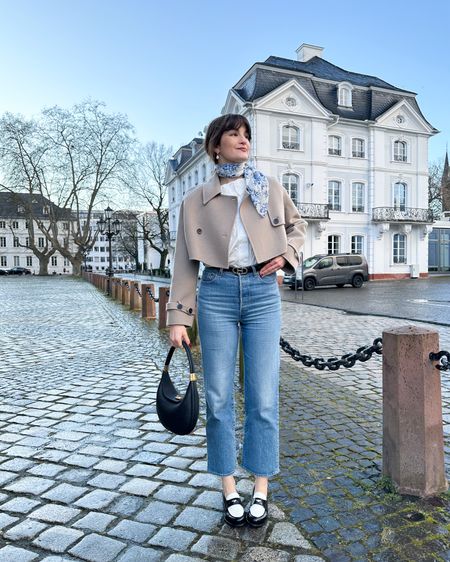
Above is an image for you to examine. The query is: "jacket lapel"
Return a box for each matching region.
[202,174,222,205]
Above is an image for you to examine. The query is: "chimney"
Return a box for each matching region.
[296,43,324,62]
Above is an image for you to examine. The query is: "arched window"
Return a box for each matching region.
[328,235,341,254]
[328,136,342,156]
[352,183,365,212]
[282,125,300,150]
[393,141,407,162]
[352,138,365,158]
[282,174,299,206]
[338,83,353,107]
[328,181,341,211]
[393,182,407,211]
[393,233,407,264]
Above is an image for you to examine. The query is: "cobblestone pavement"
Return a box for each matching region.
[2,278,450,562]
[0,277,323,562]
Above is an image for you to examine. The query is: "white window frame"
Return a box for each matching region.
[351,182,365,213]
[0,221,5,229]
[393,233,407,264]
[202,164,207,182]
[0,237,6,248]
[280,124,301,151]
[328,180,342,211]
[328,135,342,156]
[327,235,341,255]
[351,138,365,158]
[12,221,19,229]
[38,237,45,248]
[351,235,364,254]
[393,140,408,163]
[0,256,7,267]
[337,82,353,108]
[26,256,33,266]
[51,256,57,266]
[14,256,20,266]
[393,182,407,211]
[282,173,300,206]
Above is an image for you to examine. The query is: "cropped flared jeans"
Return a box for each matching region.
[197,266,281,477]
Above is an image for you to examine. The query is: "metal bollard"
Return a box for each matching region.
[158,286,170,330]
[130,282,142,310]
[382,325,448,497]
[141,283,156,319]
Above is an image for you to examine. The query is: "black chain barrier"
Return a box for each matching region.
[146,287,159,303]
[429,351,450,371]
[135,285,142,297]
[279,336,383,371]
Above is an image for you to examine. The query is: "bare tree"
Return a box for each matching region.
[123,142,171,269]
[0,101,135,275]
[429,158,444,221]
[113,211,141,270]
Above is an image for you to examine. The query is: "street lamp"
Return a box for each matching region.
[97,206,122,295]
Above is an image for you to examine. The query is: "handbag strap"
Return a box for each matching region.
[164,340,196,379]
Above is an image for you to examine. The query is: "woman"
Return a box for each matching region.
[167,114,307,527]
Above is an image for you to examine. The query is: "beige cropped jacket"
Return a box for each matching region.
[166,174,308,327]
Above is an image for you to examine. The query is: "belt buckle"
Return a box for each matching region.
[232,266,248,275]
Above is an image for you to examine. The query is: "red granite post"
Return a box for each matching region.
[130,282,142,310]
[158,287,170,329]
[122,281,130,307]
[383,325,448,497]
[141,284,156,319]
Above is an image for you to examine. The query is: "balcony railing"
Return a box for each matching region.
[372,207,433,223]
[297,203,330,220]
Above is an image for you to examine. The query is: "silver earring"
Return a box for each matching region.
[215,154,219,161]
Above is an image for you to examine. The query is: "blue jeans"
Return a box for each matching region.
[197,266,281,477]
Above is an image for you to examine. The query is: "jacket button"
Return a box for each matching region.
[273,218,279,224]
[188,308,193,314]
[177,303,182,310]
[196,228,202,234]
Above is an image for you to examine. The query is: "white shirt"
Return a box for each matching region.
[220,178,257,267]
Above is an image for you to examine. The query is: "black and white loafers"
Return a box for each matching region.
[222,493,246,527]
[246,490,268,527]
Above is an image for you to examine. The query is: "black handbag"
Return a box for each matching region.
[156,340,199,435]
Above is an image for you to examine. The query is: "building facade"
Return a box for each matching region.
[166,43,437,279]
[0,193,73,274]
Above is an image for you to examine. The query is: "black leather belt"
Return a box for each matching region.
[209,263,266,276]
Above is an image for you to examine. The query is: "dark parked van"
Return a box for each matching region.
[284,253,369,290]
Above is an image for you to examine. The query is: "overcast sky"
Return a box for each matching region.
[0,0,448,163]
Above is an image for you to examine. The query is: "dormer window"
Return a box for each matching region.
[43,205,50,215]
[17,205,25,213]
[337,82,353,108]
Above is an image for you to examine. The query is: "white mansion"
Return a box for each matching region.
[166,43,437,280]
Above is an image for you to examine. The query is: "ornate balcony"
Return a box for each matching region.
[372,207,433,223]
[297,203,330,220]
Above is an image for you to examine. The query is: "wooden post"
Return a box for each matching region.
[141,283,156,319]
[383,325,448,497]
[158,286,170,329]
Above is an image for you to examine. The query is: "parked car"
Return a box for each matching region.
[8,267,32,275]
[0,269,8,276]
[284,253,369,290]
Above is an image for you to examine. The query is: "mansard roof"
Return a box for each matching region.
[170,137,205,173]
[0,192,73,220]
[234,56,436,129]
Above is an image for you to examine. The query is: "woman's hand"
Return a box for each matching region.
[259,256,286,277]
[169,325,191,348]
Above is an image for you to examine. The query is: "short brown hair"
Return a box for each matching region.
[204,114,252,162]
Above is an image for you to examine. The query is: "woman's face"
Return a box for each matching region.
[215,125,250,164]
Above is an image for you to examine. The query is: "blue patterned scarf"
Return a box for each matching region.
[215,162,269,217]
